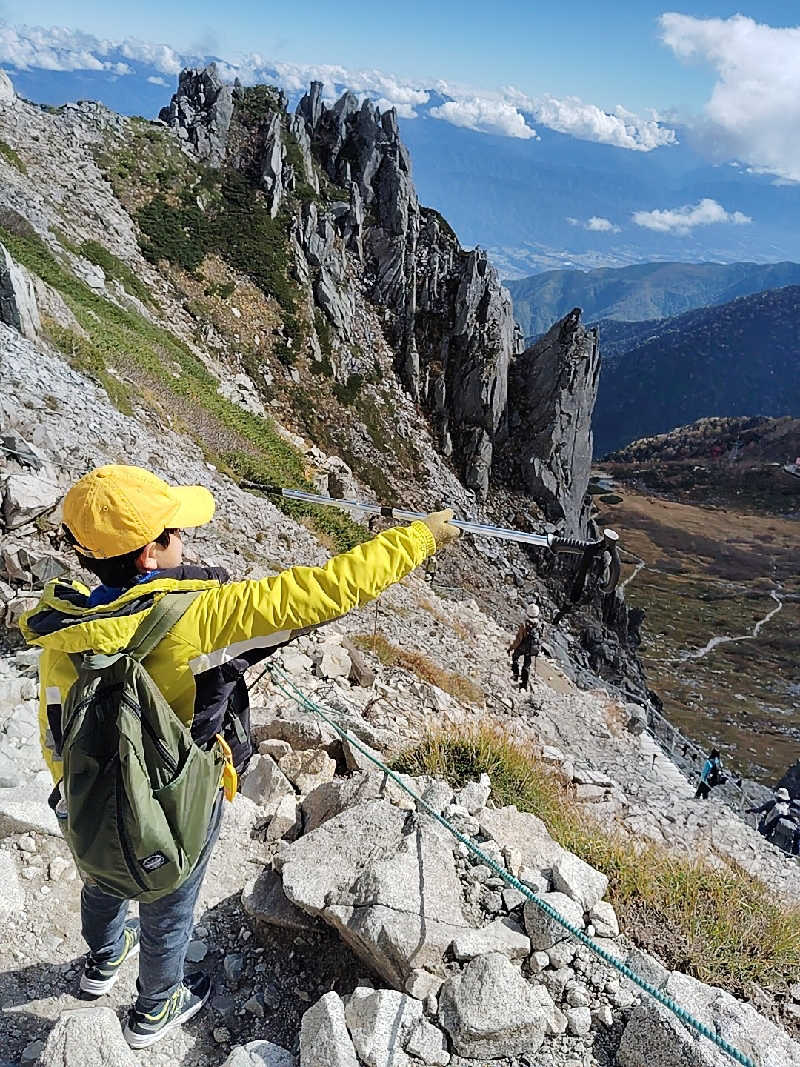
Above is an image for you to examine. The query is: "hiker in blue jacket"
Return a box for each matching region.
[695,748,724,800]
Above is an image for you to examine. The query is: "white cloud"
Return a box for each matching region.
[0,25,135,74]
[587,216,619,232]
[119,38,184,75]
[220,56,429,117]
[429,96,537,139]
[147,75,168,86]
[633,198,752,235]
[566,215,620,233]
[660,13,800,181]
[504,86,676,151]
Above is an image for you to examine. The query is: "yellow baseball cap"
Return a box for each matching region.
[63,465,215,559]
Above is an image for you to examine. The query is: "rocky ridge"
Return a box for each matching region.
[0,64,600,532]
[157,65,596,524]
[496,310,600,531]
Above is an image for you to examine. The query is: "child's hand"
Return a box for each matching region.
[423,509,461,547]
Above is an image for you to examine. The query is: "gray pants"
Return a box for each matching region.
[80,791,223,1013]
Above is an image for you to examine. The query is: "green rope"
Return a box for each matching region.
[268,664,757,1067]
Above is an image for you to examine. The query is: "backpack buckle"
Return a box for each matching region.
[215,734,238,802]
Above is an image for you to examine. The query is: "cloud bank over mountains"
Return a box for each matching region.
[0,21,673,149]
[2,14,799,183]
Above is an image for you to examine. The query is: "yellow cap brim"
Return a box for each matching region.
[167,485,216,530]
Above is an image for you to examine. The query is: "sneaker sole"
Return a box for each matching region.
[79,943,141,996]
[123,987,210,1049]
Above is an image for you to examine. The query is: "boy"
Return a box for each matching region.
[21,464,458,1047]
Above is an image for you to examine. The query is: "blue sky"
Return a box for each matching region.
[2,4,800,181]
[1,1,797,115]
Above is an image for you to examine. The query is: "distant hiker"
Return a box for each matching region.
[20,464,460,1049]
[747,787,792,841]
[508,606,542,690]
[695,748,724,800]
[790,799,800,856]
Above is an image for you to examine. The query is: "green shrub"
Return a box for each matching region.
[137,194,208,272]
[136,171,302,339]
[0,139,26,174]
[204,280,236,300]
[333,373,364,406]
[234,85,281,126]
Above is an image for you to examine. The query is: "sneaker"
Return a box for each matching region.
[80,919,141,996]
[123,971,212,1049]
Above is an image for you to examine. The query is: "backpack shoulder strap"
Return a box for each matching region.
[126,590,203,663]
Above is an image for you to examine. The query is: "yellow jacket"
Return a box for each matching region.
[21,521,436,783]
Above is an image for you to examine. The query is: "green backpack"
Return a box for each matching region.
[58,591,225,902]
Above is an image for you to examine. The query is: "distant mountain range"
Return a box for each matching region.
[592,285,800,456]
[605,415,800,466]
[600,415,800,515]
[3,62,800,273]
[504,261,800,340]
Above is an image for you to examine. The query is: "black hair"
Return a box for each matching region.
[710,748,720,759]
[62,526,174,588]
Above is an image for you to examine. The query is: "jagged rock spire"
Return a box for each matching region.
[498,308,600,534]
[158,64,233,166]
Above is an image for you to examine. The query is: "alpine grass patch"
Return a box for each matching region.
[0,139,26,174]
[353,633,484,705]
[393,722,800,997]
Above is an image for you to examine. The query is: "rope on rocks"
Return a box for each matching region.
[267,663,758,1067]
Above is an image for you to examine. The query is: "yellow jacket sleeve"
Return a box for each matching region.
[182,520,436,660]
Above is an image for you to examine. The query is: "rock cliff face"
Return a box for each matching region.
[0,242,40,339]
[498,308,600,533]
[159,73,528,499]
[296,84,519,496]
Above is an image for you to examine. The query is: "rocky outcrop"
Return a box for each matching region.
[292,82,517,496]
[0,243,40,339]
[158,64,233,166]
[278,798,472,988]
[0,70,15,107]
[259,111,285,219]
[438,952,548,1059]
[38,1006,138,1066]
[618,969,800,1067]
[497,308,600,534]
[777,759,800,798]
[157,68,597,508]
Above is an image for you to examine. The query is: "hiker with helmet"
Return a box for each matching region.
[695,748,724,800]
[20,464,460,1049]
[746,787,792,841]
[508,606,542,690]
